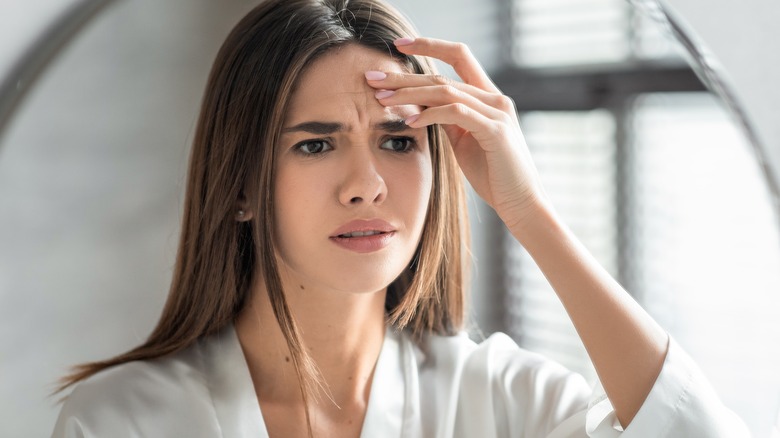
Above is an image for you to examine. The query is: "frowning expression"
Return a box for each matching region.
[273,44,432,295]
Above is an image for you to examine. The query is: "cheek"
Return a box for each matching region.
[396,153,433,226]
[273,164,326,244]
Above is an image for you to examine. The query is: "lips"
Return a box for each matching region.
[330,219,396,238]
[329,219,397,253]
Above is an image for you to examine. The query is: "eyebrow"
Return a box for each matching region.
[281,119,411,135]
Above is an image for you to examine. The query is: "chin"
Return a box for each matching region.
[278,248,414,295]
[323,272,400,295]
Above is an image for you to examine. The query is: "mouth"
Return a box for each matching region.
[335,230,391,238]
[329,219,397,253]
[330,218,397,238]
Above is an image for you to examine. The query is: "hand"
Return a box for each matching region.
[366,37,551,230]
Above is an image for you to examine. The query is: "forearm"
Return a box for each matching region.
[508,203,668,428]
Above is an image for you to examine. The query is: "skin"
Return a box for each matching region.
[237,37,669,436]
[235,44,431,437]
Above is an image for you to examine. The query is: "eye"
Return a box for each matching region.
[380,136,416,153]
[295,140,332,155]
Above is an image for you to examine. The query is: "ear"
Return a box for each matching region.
[235,191,254,222]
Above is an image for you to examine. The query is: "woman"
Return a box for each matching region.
[52,0,748,436]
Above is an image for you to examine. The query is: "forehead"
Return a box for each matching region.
[284,44,416,124]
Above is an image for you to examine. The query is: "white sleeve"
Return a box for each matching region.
[583,337,750,438]
[458,333,592,437]
[459,333,749,438]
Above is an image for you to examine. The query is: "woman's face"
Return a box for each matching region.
[273,44,432,295]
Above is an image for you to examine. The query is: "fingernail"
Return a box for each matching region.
[365,71,387,81]
[394,37,415,46]
[405,114,420,125]
[375,90,395,99]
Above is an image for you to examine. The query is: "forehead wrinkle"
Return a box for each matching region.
[354,87,371,127]
[284,45,416,131]
[286,88,418,133]
[322,85,386,132]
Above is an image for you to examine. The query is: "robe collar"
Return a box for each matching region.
[199,324,414,437]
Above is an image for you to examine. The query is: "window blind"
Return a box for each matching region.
[506,111,617,382]
[512,0,680,67]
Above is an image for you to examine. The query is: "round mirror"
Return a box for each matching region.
[0,0,777,436]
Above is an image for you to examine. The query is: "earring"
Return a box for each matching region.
[238,209,245,216]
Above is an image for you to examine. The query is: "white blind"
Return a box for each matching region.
[506,111,617,383]
[512,0,680,67]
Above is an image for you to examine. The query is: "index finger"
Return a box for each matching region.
[393,37,500,94]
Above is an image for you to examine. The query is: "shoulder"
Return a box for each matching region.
[52,340,220,437]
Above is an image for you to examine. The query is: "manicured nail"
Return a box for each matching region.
[394,37,415,46]
[375,90,395,99]
[365,71,387,81]
[405,114,420,125]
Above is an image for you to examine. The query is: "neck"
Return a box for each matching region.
[235,267,387,408]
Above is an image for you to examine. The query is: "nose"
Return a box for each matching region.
[338,149,387,206]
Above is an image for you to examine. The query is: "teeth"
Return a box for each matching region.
[340,230,384,238]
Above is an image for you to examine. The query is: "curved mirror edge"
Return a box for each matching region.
[629,0,780,229]
[0,0,119,144]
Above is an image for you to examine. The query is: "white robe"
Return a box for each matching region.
[52,324,749,437]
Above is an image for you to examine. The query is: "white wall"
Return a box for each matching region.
[661,0,780,188]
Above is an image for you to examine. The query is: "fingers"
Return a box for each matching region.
[373,84,506,121]
[393,37,500,93]
[405,104,503,151]
[407,103,492,133]
[366,71,517,120]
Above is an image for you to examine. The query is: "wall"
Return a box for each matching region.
[662,0,780,190]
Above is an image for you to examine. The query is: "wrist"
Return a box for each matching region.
[502,198,563,247]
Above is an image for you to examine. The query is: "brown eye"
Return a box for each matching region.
[380,137,416,153]
[296,140,331,155]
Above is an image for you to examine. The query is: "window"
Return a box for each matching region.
[497,1,780,435]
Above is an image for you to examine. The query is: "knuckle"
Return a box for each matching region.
[442,84,459,98]
[452,103,469,116]
[455,42,470,57]
[499,113,514,126]
[431,74,450,85]
[490,122,506,137]
[496,95,516,111]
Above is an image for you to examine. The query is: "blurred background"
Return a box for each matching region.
[1,0,779,436]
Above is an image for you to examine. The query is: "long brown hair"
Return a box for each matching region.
[58,0,468,428]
